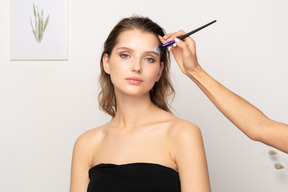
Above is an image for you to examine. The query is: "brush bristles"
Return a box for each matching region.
[154,46,162,54]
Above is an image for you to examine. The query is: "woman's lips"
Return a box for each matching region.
[125,77,143,85]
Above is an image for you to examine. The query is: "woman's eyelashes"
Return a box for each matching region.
[119,53,156,63]
[145,57,155,63]
[120,53,130,59]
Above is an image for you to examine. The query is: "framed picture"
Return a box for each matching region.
[10,0,68,61]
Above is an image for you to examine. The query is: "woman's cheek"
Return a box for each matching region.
[149,66,161,81]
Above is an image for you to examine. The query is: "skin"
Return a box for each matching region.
[159,30,288,154]
[69,29,211,192]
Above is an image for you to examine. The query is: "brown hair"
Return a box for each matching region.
[98,15,175,117]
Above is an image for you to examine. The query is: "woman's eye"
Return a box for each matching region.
[145,57,155,63]
[120,54,130,59]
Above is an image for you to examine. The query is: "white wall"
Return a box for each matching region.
[1,0,288,191]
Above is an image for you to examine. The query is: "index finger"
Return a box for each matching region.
[163,30,187,42]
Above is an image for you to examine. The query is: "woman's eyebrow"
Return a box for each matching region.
[116,47,159,56]
[144,51,159,56]
[116,47,133,52]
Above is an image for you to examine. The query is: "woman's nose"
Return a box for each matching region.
[131,59,142,73]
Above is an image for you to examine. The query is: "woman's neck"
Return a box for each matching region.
[111,93,159,133]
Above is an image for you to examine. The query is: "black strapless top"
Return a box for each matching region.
[87,162,181,192]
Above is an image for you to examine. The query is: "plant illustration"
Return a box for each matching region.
[30,3,49,43]
[268,149,288,171]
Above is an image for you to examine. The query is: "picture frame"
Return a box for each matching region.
[10,0,68,61]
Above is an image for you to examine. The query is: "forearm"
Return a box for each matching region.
[187,66,288,153]
[187,65,270,141]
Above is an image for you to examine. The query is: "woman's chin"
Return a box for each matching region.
[116,89,150,98]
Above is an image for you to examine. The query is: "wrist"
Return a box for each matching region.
[187,65,205,79]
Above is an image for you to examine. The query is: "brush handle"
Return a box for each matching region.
[161,20,217,48]
[178,20,217,40]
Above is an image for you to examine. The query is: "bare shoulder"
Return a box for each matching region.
[156,111,202,143]
[166,116,204,164]
[167,117,210,191]
[70,125,108,191]
[72,125,106,164]
[75,125,105,145]
[168,117,202,141]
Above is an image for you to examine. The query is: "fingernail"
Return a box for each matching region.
[174,38,180,44]
[167,38,171,42]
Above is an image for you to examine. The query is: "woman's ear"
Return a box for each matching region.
[156,61,164,82]
[102,53,110,74]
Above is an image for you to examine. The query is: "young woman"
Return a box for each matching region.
[160,30,288,154]
[69,16,211,192]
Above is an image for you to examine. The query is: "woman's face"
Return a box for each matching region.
[103,29,164,98]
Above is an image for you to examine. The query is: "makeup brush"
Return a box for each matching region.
[154,20,217,53]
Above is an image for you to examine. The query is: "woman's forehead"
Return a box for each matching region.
[115,29,159,49]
